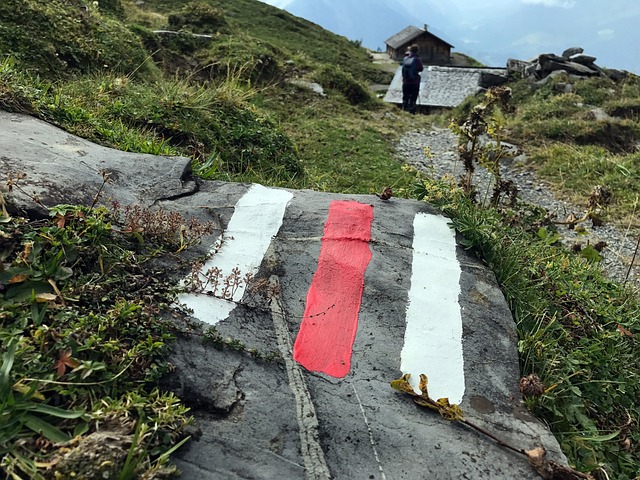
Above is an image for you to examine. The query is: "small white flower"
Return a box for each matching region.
[92,1,99,7]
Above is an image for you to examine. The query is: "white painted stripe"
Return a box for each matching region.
[400,213,465,404]
[179,184,293,325]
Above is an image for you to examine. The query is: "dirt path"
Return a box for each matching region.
[395,126,640,287]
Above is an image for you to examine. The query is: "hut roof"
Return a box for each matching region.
[385,26,454,50]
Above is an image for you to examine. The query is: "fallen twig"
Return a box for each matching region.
[390,373,594,480]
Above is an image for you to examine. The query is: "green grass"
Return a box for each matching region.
[503,74,640,227]
[142,0,389,84]
[0,0,157,79]
[530,144,640,226]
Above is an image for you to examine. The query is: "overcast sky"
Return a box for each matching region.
[258,0,639,73]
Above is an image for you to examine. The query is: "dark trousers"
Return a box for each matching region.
[402,83,420,114]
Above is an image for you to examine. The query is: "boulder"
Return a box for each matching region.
[531,70,570,90]
[562,47,584,59]
[479,72,509,88]
[570,54,597,66]
[538,53,567,64]
[554,82,574,94]
[1,110,569,480]
[542,60,598,76]
[604,68,628,81]
[506,58,531,77]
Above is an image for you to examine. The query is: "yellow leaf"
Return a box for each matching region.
[435,398,464,421]
[390,374,417,396]
[418,374,428,394]
[13,381,45,401]
[35,293,57,302]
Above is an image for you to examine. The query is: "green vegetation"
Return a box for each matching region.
[434,88,640,479]
[451,52,485,68]
[0,196,202,478]
[1,0,640,478]
[419,175,639,478]
[0,0,155,79]
[504,73,640,226]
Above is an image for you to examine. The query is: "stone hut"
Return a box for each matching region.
[385,25,453,65]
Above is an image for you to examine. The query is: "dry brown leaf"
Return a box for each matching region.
[8,273,28,284]
[54,350,80,377]
[526,447,595,479]
[617,324,634,337]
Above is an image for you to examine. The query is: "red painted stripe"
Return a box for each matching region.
[293,200,373,378]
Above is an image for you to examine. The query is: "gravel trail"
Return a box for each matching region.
[395,127,640,286]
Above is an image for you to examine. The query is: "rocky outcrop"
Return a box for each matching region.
[507,47,629,83]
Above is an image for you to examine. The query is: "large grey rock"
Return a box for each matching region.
[0,111,196,217]
[542,59,598,76]
[506,58,531,77]
[569,53,597,66]
[561,47,584,59]
[479,71,509,88]
[1,111,568,479]
[538,53,567,65]
[604,68,628,81]
[532,69,569,89]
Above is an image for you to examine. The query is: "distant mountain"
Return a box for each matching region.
[267,0,639,72]
[285,0,451,51]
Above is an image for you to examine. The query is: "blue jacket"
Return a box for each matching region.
[402,53,424,85]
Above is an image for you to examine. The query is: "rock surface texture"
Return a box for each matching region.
[1,111,567,479]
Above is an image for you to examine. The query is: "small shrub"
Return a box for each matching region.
[572,76,617,106]
[201,36,285,84]
[313,64,374,106]
[167,2,229,34]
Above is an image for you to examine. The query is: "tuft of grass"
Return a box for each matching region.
[0,0,158,79]
[167,1,230,34]
[313,64,375,106]
[530,144,640,225]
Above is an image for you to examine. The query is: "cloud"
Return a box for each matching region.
[512,32,551,48]
[522,0,576,7]
[597,29,615,40]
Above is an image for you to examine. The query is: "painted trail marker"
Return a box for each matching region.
[179,184,292,326]
[293,200,374,378]
[400,213,465,403]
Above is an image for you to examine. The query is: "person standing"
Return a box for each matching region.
[401,44,424,114]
